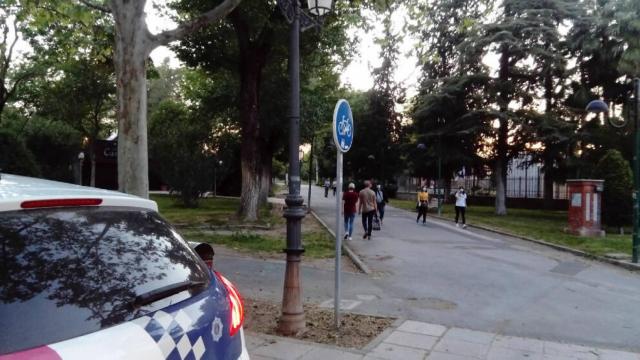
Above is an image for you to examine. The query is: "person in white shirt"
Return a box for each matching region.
[455,186,467,228]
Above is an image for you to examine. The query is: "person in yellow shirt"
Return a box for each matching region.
[417,186,429,224]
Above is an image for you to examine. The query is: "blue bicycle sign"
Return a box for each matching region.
[333,99,354,152]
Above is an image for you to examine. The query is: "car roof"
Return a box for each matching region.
[0,173,158,212]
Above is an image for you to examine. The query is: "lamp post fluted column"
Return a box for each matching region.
[632,78,640,263]
[279,0,306,335]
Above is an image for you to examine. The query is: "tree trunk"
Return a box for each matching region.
[543,154,554,209]
[238,58,263,221]
[111,0,151,198]
[494,45,510,216]
[259,150,272,206]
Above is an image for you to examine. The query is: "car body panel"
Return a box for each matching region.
[0,174,248,359]
[0,174,157,212]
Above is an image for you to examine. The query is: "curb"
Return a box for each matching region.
[424,213,640,272]
[309,210,372,275]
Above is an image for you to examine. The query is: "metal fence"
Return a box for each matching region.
[455,176,568,200]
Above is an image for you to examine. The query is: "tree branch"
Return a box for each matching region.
[77,0,111,14]
[150,0,241,47]
[0,18,18,84]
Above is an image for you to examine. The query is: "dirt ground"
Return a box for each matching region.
[244,298,394,349]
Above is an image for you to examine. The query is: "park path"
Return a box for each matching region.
[305,184,640,352]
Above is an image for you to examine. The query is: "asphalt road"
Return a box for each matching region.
[215,185,640,352]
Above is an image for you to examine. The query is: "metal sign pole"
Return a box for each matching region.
[334,150,343,329]
[332,98,353,330]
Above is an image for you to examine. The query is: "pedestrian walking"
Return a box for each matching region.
[416,186,429,224]
[455,186,467,228]
[374,184,387,225]
[332,180,337,197]
[342,183,359,241]
[358,180,378,240]
[324,179,330,198]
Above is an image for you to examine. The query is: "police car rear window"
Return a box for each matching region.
[0,207,210,355]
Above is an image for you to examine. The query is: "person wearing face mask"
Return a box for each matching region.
[455,186,467,228]
[416,186,429,224]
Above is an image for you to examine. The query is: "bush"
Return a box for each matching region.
[593,149,633,227]
[149,101,213,207]
[0,128,41,177]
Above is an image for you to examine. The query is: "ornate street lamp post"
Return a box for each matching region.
[586,78,640,263]
[78,152,85,185]
[214,160,223,197]
[277,0,334,335]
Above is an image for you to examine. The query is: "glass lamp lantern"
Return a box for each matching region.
[307,0,333,17]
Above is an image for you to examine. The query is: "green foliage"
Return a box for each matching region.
[0,128,40,177]
[593,149,633,228]
[149,100,214,207]
[22,117,82,182]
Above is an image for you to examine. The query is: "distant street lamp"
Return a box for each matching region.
[585,78,640,263]
[277,0,334,335]
[214,160,223,197]
[78,152,85,185]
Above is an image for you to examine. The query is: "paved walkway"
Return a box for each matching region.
[304,184,640,352]
[212,185,640,358]
[246,319,640,359]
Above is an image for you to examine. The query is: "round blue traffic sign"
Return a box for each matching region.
[333,99,354,153]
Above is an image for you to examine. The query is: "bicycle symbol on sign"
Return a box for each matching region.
[338,115,352,138]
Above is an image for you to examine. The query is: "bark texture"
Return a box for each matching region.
[230,9,272,221]
[107,0,240,197]
[494,45,509,216]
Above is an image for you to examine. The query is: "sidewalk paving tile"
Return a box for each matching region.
[541,355,582,360]
[542,341,598,359]
[249,355,278,360]
[302,347,364,360]
[493,335,544,353]
[486,346,542,360]
[369,342,428,360]
[433,338,491,359]
[426,352,475,360]
[245,333,269,351]
[384,330,439,350]
[398,320,448,337]
[596,348,640,360]
[250,339,315,360]
[442,328,496,345]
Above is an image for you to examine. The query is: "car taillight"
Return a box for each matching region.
[21,198,103,209]
[215,272,244,337]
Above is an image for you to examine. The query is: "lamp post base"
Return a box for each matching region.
[278,249,305,335]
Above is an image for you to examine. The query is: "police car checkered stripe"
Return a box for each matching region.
[48,321,164,360]
[132,310,206,360]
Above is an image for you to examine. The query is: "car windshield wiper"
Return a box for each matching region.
[133,280,206,308]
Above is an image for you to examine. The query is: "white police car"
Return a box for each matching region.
[0,174,249,359]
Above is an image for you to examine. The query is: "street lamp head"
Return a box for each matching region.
[307,0,333,16]
[585,99,609,114]
[78,152,85,160]
[417,143,427,150]
[218,160,223,166]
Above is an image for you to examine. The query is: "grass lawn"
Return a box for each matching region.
[389,198,632,258]
[152,195,281,227]
[152,194,333,258]
[182,230,335,258]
